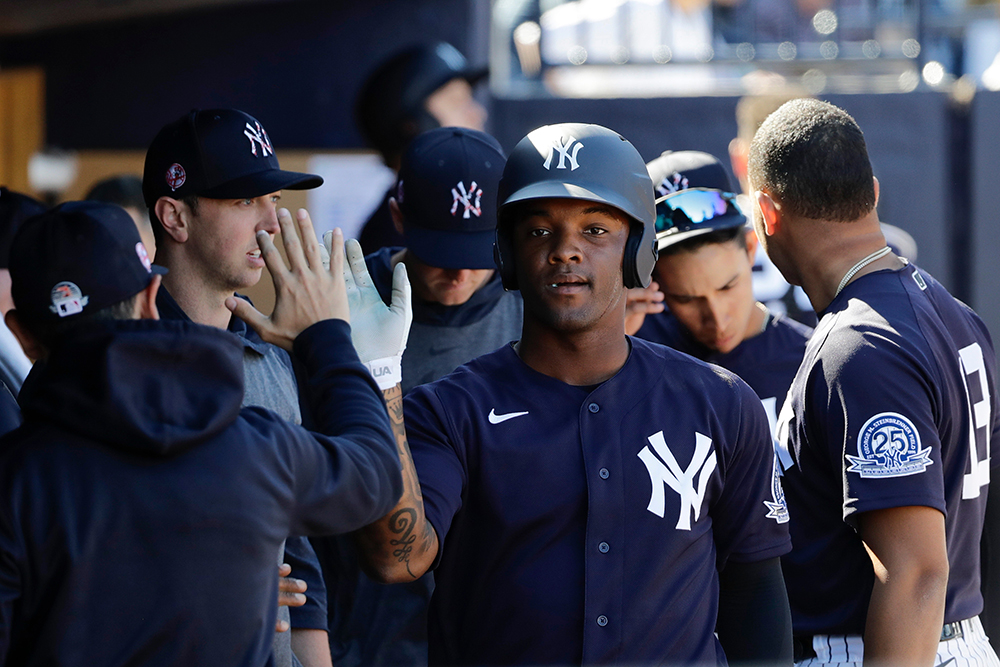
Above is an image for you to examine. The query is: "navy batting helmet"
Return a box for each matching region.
[355,43,487,165]
[494,123,656,290]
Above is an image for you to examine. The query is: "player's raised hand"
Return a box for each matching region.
[227,208,349,351]
[625,280,665,335]
[324,233,412,390]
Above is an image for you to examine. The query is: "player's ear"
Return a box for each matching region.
[873,176,880,208]
[388,198,405,236]
[154,197,190,244]
[754,190,781,238]
[137,275,161,321]
[743,226,759,263]
[5,310,45,362]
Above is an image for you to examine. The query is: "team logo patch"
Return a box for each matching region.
[764,455,789,523]
[655,172,689,197]
[243,121,274,157]
[450,181,482,219]
[135,242,153,272]
[638,430,717,530]
[846,412,932,478]
[542,136,583,171]
[49,282,89,318]
[165,163,186,191]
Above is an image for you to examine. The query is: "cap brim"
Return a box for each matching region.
[199,169,323,200]
[150,264,169,276]
[405,227,496,270]
[655,216,746,252]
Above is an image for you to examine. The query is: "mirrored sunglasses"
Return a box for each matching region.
[654,188,745,235]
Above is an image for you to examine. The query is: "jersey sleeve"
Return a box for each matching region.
[284,536,328,631]
[711,378,792,566]
[809,332,945,523]
[245,319,404,537]
[403,384,468,569]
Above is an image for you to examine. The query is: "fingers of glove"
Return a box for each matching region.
[338,233,358,294]
[294,209,325,272]
[345,238,374,290]
[276,208,307,274]
[318,237,331,271]
[390,261,414,347]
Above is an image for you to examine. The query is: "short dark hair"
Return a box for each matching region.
[659,225,746,258]
[748,98,875,222]
[148,195,199,245]
[22,293,139,348]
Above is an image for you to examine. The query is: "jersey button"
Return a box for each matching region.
[599,467,610,479]
[597,615,608,627]
[588,403,600,413]
[598,542,610,553]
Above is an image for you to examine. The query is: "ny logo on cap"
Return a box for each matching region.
[451,181,483,219]
[244,121,274,157]
[656,172,689,197]
[543,136,583,171]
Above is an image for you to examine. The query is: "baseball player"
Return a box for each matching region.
[0,201,403,664]
[634,150,812,436]
[352,123,794,664]
[142,108,335,667]
[356,42,488,253]
[749,98,1000,665]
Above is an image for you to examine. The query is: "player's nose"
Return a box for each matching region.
[548,230,582,264]
[258,204,280,236]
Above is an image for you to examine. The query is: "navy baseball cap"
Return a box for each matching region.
[356,43,488,160]
[0,187,47,269]
[396,127,505,270]
[9,201,167,326]
[646,151,746,251]
[142,108,323,209]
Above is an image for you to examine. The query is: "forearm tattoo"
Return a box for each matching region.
[380,385,436,577]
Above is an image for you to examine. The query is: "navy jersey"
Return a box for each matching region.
[779,263,1000,636]
[636,309,812,427]
[404,337,790,665]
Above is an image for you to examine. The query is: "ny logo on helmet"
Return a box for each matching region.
[543,136,584,171]
[638,430,717,530]
[451,181,483,218]
[244,121,274,158]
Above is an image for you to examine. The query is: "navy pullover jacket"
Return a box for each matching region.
[0,318,402,666]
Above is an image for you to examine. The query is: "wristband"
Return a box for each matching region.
[364,355,402,391]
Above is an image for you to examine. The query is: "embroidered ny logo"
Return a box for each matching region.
[638,431,717,530]
[656,173,689,197]
[244,121,274,157]
[450,181,482,218]
[543,136,584,171]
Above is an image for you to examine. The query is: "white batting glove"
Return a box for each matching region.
[324,232,412,390]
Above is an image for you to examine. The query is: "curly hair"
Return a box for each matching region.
[748,98,875,222]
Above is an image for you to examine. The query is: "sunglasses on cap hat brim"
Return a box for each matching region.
[654,188,746,236]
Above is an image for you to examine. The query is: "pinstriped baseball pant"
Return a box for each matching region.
[795,617,1000,667]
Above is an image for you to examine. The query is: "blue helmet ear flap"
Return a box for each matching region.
[494,218,518,291]
[623,217,657,289]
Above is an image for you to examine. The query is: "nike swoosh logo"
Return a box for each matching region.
[488,409,529,424]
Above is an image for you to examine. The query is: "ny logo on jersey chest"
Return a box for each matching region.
[638,431,717,530]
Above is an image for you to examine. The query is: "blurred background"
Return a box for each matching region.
[1,0,1000,351]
